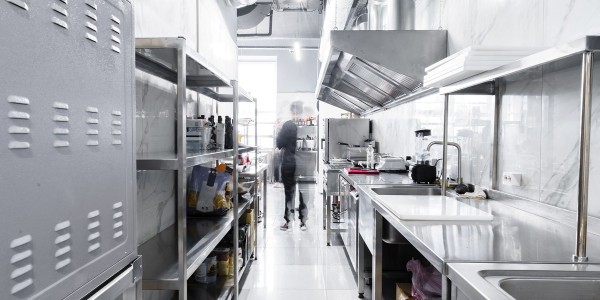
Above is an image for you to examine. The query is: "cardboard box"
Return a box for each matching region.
[396,283,414,300]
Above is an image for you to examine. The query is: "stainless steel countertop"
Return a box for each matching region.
[359,184,600,272]
[340,170,414,186]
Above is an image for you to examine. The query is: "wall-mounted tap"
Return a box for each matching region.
[427,141,462,184]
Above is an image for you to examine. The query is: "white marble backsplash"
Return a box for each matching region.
[371,0,600,217]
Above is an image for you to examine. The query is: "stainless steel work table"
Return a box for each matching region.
[358,185,600,300]
[328,171,414,246]
[340,171,413,187]
[240,163,269,228]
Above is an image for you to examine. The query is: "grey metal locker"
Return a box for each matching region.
[0,0,136,299]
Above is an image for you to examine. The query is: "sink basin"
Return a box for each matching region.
[449,263,600,300]
[498,277,600,300]
[372,186,441,196]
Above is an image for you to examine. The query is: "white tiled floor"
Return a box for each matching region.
[239,183,362,300]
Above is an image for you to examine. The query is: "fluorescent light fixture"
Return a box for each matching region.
[293,42,301,61]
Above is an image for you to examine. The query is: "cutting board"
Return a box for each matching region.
[379,195,493,221]
[345,168,380,175]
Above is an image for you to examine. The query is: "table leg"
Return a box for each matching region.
[263,169,267,228]
[372,209,383,300]
[357,234,365,298]
[326,195,331,246]
[322,189,326,230]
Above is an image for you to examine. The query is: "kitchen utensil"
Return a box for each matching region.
[376,156,408,171]
[345,168,380,175]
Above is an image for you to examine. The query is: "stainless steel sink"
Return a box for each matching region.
[499,276,600,300]
[371,186,441,196]
[448,263,600,300]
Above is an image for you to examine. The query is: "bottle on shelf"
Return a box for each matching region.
[225,116,233,149]
[216,116,225,150]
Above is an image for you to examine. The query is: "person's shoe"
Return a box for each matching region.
[300,222,307,231]
[274,182,283,188]
[280,223,289,231]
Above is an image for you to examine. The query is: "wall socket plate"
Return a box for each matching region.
[502,172,522,186]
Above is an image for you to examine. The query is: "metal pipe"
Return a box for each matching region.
[232,80,240,299]
[238,11,273,37]
[176,38,187,300]
[574,51,593,262]
[427,141,462,185]
[254,97,258,259]
[441,94,449,194]
[491,79,501,189]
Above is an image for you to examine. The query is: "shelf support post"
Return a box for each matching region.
[491,79,501,190]
[232,80,240,299]
[441,94,449,195]
[176,38,188,300]
[574,51,593,262]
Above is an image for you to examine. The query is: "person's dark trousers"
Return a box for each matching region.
[281,163,296,223]
[273,151,282,182]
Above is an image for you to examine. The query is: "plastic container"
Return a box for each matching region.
[187,119,212,152]
[195,255,217,283]
[414,129,432,165]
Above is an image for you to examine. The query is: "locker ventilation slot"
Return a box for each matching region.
[85,33,98,43]
[9,126,30,134]
[54,221,72,270]
[86,129,99,135]
[85,10,97,21]
[7,95,29,105]
[87,140,99,146]
[111,15,120,24]
[87,210,101,253]
[9,111,30,119]
[86,106,98,113]
[51,3,67,16]
[10,235,33,295]
[52,102,69,110]
[85,1,97,10]
[53,140,69,148]
[53,115,69,122]
[85,22,97,32]
[113,201,124,239]
[51,16,68,29]
[6,0,28,11]
[53,128,69,135]
[8,142,30,149]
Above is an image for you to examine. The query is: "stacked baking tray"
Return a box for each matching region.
[424,46,540,87]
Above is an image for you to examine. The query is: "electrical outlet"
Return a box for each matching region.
[502,172,522,186]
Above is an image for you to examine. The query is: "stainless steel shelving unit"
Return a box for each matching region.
[135,37,257,300]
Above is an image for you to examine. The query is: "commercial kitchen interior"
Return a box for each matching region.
[4,0,600,299]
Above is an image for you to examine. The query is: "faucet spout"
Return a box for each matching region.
[427,141,462,184]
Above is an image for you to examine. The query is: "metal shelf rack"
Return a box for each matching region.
[436,35,600,263]
[135,37,258,300]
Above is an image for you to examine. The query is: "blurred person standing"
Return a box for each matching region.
[276,101,307,231]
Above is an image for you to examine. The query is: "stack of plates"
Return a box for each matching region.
[423,46,541,87]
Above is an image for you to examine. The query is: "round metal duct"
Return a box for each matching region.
[238,4,272,29]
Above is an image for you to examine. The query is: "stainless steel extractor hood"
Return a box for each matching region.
[316,30,447,114]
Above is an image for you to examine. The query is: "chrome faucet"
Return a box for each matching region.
[427,141,462,184]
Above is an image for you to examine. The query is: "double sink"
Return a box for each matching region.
[362,184,600,300]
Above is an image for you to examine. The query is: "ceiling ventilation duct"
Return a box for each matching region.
[316,30,447,115]
[238,4,272,29]
[227,0,258,8]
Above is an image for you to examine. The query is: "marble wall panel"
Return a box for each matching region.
[496,69,544,200]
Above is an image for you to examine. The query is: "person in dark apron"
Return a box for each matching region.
[276,101,307,231]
